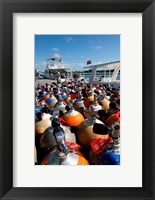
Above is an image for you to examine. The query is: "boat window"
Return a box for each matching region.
[116,70,120,80]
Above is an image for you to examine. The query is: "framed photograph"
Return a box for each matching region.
[0,0,154,199]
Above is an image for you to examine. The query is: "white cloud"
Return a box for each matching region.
[53,53,61,58]
[52,47,59,52]
[94,45,102,50]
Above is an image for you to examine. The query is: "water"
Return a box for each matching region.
[84,74,120,80]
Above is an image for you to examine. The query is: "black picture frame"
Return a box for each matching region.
[0,0,155,199]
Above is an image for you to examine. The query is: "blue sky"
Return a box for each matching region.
[35,35,120,71]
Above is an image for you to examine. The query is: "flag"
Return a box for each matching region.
[87,60,91,65]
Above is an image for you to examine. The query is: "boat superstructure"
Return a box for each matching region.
[84,60,120,87]
[44,56,72,82]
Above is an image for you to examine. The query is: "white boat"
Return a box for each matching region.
[44,56,72,82]
[84,60,120,87]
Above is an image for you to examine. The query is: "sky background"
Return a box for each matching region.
[35,35,120,71]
